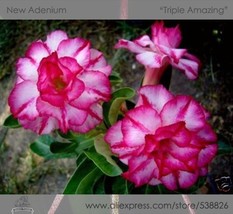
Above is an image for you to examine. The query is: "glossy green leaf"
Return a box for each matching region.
[30,135,73,159]
[50,142,78,154]
[84,146,122,177]
[63,154,102,194]
[76,167,103,194]
[63,154,87,193]
[50,138,93,154]
[3,114,21,128]
[103,87,135,127]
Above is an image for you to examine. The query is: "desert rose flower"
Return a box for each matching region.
[115,21,201,85]
[105,85,217,190]
[8,30,112,134]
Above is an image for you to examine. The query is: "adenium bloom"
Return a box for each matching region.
[105,85,217,190]
[115,21,201,85]
[8,30,111,134]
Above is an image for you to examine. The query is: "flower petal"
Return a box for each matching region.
[114,39,146,53]
[8,80,39,116]
[198,144,218,167]
[126,105,161,133]
[66,78,85,102]
[20,117,59,135]
[25,41,49,65]
[178,170,199,189]
[137,85,174,113]
[71,104,103,133]
[104,120,123,146]
[16,58,38,81]
[136,51,168,68]
[65,104,88,126]
[151,21,182,48]
[134,35,156,50]
[57,38,90,67]
[88,49,112,76]
[59,56,82,75]
[196,123,217,143]
[45,30,68,52]
[172,54,200,80]
[160,173,177,190]
[122,118,147,147]
[78,71,111,101]
[161,95,206,131]
[123,156,155,186]
[36,97,63,126]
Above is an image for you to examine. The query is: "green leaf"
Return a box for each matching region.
[30,135,73,159]
[109,74,123,86]
[56,130,75,140]
[3,114,21,128]
[84,146,122,177]
[51,132,94,156]
[111,176,129,194]
[103,87,135,127]
[94,134,118,167]
[50,142,78,154]
[63,154,102,194]
[76,167,103,194]
[217,139,233,155]
[93,176,106,194]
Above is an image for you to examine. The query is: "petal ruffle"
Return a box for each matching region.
[137,85,174,113]
[57,38,91,67]
[126,106,161,133]
[123,156,155,186]
[45,30,68,52]
[8,80,39,116]
[88,49,112,76]
[161,95,206,131]
[16,58,38,81]
[104,120,123,146]
[114,39,146,54]
[70,103,103,133]
[136,51,168,68]
[25,41,49,65]
[78,70,111,101]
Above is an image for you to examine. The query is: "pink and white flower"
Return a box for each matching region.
[8,30,112,134]
[105,85,217,190]
[115,21,201,85]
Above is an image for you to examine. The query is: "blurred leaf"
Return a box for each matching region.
[217,139,233,155]
[94,134,118,167]
[50,137,93,155]
[50,142,78,154]
[3,115,21,128]
[103,87,135,127]
[63,154,103,194]
[93,176,106,194]
[109,74,123,86]
[56,130,75,140]
[84,146,122,177]
[111,176,129,194]
[30,135,73,159]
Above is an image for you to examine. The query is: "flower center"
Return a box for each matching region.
[52,76,67,91]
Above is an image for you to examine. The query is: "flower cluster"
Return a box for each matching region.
[8,30,111,134]
[115,21,201,85]
[105,85,217,190]
[7,21,217,192]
